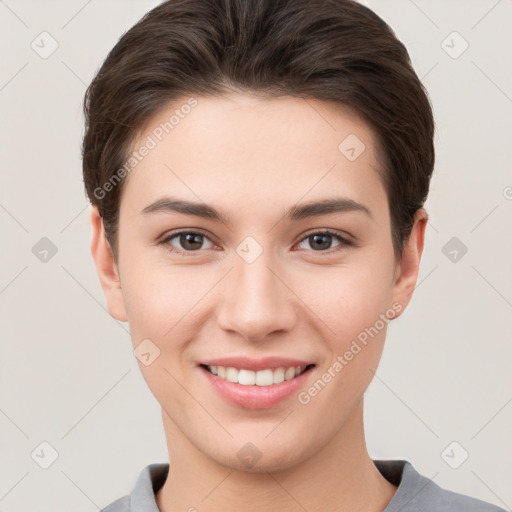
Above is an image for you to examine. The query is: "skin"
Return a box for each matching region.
[90,93,427,512]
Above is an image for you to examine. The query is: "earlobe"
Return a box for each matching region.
[89,206,128,322]
[391,209,428,317]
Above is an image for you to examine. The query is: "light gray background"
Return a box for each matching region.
[1,1,511,511]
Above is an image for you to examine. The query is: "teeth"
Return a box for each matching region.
[239,369,256,385]
[284,367,296,381]
[255,369,273,386]
[207,365,308,386]
[226,367,238,383]
[273,367,285,384]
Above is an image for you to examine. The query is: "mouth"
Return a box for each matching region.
[198,359,316,409]
[200,363,315,386]
[200,364,315,386]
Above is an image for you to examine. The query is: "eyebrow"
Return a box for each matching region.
[140,196,372,224]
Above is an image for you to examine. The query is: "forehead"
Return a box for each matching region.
[120,93,386,217]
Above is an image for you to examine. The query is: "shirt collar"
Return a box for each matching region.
[130,462,168,511]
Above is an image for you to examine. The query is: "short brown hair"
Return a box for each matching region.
[82,0,435,258]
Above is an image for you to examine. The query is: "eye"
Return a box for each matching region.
[296,230,353,252]
[161,230,215,255]
[160,228,354,256]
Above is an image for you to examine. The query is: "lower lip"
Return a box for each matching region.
[200,366,314,410]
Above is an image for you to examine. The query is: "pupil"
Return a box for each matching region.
[181,233,202,250]
[311,234,331,250]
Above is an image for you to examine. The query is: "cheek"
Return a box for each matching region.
[120,253,215,345]
[300,257,396,343]
[119,260,203,409]
[295,264,394,422]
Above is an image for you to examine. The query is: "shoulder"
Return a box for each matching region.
[100,495,130,512]
[98,462,169,512]
[374,459,507,512]
[431,489,507,511]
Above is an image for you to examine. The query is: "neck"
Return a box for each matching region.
[156,399,396,512]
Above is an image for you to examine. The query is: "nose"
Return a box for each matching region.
[216,249,298,343]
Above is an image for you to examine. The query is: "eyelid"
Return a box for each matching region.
[160,229,217,256]
[295,228,354,252]
[299,228,354,244]
[160,228,213,243]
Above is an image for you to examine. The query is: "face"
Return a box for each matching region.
[91,93,425,472]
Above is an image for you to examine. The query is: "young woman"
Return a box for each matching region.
[82,1,506,510]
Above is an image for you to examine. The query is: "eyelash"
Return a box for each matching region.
[159,229,354,257]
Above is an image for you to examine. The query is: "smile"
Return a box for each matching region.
[204,364,311,386]
[199,358,316,409]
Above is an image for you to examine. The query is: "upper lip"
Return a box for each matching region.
[199,357,315,372]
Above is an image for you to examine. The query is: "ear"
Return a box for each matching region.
[89,206,128,322]
[390,208,428,317]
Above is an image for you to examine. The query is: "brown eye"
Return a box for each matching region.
[162,231,215,254]
[178,233,204,251]
[297,230,353,252]
[309,233,334,251]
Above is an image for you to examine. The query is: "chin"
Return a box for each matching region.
[207,432,316,474]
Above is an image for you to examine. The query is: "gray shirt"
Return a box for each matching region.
[100,459,507,511]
